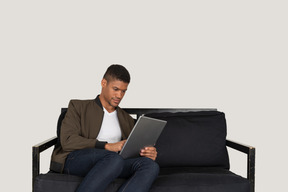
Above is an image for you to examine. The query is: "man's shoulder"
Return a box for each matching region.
[68,99,101,111]
[69,99,95,104]
[117,106,128,115]
[117,107,134,121]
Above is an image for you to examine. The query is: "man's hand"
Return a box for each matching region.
[140,146,157,161]
[105,140,126,152]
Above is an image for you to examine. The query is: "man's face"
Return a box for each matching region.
[101,78,129,108]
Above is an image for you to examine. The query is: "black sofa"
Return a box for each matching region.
[33,108,255,192]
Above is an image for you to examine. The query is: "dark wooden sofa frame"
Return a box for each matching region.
[32,108,255,192]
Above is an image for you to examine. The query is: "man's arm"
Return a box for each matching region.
[60,100,97,151]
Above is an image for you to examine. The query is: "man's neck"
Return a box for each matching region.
[99,94,116,113]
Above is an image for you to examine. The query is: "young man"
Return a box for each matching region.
[50,65,159,192]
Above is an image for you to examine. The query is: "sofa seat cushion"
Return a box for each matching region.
[34,173,82,192]
[151,167,250,192]
[33,173,126,192]
[151,173,250,192]
[34,167,250,192]
[107,167,250,192]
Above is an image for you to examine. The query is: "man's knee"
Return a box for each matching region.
[103,151,125,171]
[109,152,124,164]
[137,157,160,176]
[146,158,160,175]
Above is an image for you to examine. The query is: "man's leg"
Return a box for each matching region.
[63,148,124,192]
[117,157,159,192]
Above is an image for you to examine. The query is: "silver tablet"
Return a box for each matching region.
[119,115,167,159]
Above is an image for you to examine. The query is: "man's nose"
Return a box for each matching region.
[116,91,124,98]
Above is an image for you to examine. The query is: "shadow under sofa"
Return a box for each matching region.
[33,108,255,192]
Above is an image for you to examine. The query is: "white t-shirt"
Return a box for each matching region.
[97,108,122,143]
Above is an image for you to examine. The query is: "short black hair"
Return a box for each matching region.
[103,64,130,83]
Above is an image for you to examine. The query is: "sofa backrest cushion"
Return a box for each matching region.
[145,111,230,169]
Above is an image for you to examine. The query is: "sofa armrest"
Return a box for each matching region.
[226,139,255,192]
[32,136,57,190]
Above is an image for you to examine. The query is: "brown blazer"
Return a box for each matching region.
[50,96,135,173]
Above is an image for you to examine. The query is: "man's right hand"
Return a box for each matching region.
[105,140,126,152]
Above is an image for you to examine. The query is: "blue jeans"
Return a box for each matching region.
[63,148,159,192]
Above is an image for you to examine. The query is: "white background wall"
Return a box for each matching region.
[1,1,287,191]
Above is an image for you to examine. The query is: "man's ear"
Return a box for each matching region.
[101,78,107,88]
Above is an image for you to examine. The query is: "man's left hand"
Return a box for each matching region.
[140,146,157,161]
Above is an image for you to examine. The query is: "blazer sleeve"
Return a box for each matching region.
[60,100,98,152]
